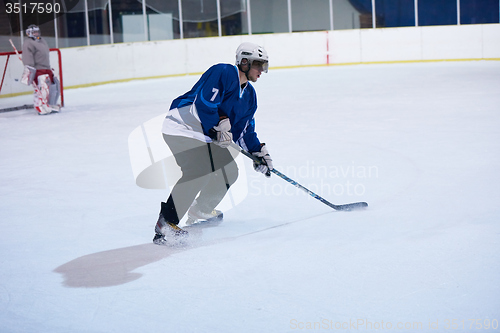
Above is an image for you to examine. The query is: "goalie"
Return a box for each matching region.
[21,24,60,115]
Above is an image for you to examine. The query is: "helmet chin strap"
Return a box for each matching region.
[238,59,251,80]
[238,65,250,80]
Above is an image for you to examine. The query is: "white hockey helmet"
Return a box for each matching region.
[26,25,40,39]
[236,42,269,73]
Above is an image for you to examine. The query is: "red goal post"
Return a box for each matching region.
[0,48,64,111]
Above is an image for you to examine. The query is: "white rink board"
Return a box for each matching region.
[60,24,500,89]
[1,24,499,98]
[421,25,483,60]
[483,24,500,58]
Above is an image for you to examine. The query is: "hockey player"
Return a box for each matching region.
[153,42,274,245]
[22,24,60,115]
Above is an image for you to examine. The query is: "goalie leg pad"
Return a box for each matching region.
[48,76,60,107]
[34,74,51,115]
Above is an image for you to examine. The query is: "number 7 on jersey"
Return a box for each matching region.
[210,88,219,102]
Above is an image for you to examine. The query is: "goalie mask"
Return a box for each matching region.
[26,25,40,39]
[236,42,269,78]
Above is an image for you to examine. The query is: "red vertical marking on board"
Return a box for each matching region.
[326,31,330,65]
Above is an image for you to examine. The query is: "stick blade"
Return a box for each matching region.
[335,202,368,211]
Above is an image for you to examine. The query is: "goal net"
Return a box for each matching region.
[0,48,64,112]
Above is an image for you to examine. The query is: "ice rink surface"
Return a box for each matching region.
[1,61,499,332]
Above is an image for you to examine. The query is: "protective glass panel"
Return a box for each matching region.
[51,0,110,47]
[375,0,415,27]
[291,0,330,32]
[418,0,457,26]
[111,0,147,43]
[460,0,499,24]
[56,11,87,47]
[147,1,179,39]
[347,0,375,28]
[88,6,112,45]
[250,0,289,34]
[221,0,247,36]
[181,0,219,38]
[0,12,20,52]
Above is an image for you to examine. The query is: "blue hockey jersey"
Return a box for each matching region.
[162,63,262,153]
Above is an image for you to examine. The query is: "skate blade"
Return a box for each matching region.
[154,236,189,247]
[185,217,223,228]
[153,231,189,247]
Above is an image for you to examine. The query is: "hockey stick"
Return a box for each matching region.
[230,142,368,211]
[8,39,22,60]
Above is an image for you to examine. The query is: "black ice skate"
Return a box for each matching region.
[153,213,188,246]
